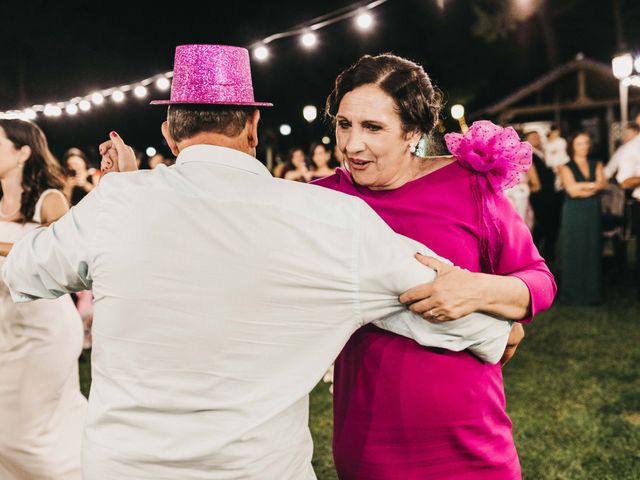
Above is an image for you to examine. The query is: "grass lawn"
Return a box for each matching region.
[78,263,640,479]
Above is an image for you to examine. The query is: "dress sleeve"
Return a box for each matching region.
[493,192,557,323]
[355,200,510,364]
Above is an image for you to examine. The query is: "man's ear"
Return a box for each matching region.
[161,121,180,156]
[246,109,260,148]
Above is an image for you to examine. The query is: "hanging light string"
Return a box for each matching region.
[0,0,387,120]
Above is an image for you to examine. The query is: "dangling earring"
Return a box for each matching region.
[414,133,428,157]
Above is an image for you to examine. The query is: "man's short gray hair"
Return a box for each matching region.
[167,105,257,142]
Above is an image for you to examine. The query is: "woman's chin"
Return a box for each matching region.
[350,171,376,187]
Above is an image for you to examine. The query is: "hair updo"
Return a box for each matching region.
[326,53,443,136]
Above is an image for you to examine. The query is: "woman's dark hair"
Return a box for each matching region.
[63,147,89,171]
[0,119,65,222]
[567,131,591,159]
[287,147,306,166]
[309,142,339,170]
[326,53,443,136]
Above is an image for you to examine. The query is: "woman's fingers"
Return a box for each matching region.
[399,283,434,305]
[110,131,138,172]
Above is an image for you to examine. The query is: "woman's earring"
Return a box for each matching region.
[409,143,417,154]
[414,133,428,157]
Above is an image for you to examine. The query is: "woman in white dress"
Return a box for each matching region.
[0,119,86,479]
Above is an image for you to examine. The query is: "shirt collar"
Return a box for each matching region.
[176,145,272,178]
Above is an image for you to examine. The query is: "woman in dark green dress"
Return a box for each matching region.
[559,132,608,304]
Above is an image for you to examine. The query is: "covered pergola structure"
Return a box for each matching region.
[472,55,640,156]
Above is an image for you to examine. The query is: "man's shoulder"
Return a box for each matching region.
[98,169,158,190]
[275,175,365,209]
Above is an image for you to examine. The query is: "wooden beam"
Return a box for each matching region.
[500,97,640,121]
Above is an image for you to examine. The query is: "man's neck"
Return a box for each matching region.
[177,133,255,158]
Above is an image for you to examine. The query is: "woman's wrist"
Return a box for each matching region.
[473,272,530,320]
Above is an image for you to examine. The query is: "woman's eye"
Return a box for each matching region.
[365,124,381,131]
[338,122,350,129]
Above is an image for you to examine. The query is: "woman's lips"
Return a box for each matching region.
[349,158,373,170]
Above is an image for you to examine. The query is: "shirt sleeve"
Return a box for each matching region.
[2,185,101,302]
[616,147,637,184]
[354,200,510,364]
[493,192,557,323]
[604,150,622,179]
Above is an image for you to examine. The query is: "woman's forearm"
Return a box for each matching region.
[473,272,530,320]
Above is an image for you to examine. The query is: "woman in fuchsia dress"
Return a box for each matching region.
[314,54,556,479]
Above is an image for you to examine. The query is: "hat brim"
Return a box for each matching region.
[150,100,273,107]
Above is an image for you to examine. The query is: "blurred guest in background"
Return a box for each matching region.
[559,131,607,304]
[0,119,86,479]
[63,147,97,205]
[604,122,640,180]
[309,143,336,180]
[284,147,312,182]
[527,130,564,262]
[148,153,166,169]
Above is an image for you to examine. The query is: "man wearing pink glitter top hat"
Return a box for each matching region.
[4,45,523,479]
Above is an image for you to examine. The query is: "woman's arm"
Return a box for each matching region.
[400,192,557,323]
[594,162,608,192]
[527,163,541,193]
[399,255,530,320]
[560,165,598,198]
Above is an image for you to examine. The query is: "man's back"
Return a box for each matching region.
[81,145,408,479]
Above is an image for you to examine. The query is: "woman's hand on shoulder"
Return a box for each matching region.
[40,191,69,225]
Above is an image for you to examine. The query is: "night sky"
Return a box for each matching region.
[2,0,638,163]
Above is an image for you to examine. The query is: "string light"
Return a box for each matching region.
[303,105,318,122]
[146,147,157,156]
[0,0,388,119]
[91,92,105,105]
[134,86,148,98]
[44,105,62,117]
[321,136,331,144]
[253,46,269,61]
[301,32,317,48]
[66,104,79,115]
[155,77,171,90]
[112,90,125,102]
[279,124,292,136]
[355,12,373,29]
[450,104,465,120]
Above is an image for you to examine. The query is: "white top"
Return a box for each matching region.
[614,135,640,200]
[543,137,569,169]
[2,145,510,480]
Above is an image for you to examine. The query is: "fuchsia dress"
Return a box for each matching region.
[314,122,557,479]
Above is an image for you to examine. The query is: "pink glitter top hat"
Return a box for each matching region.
[151,44,273,107]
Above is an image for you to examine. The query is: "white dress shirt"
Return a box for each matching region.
[614,135,640,200]
[3,145,510,480]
